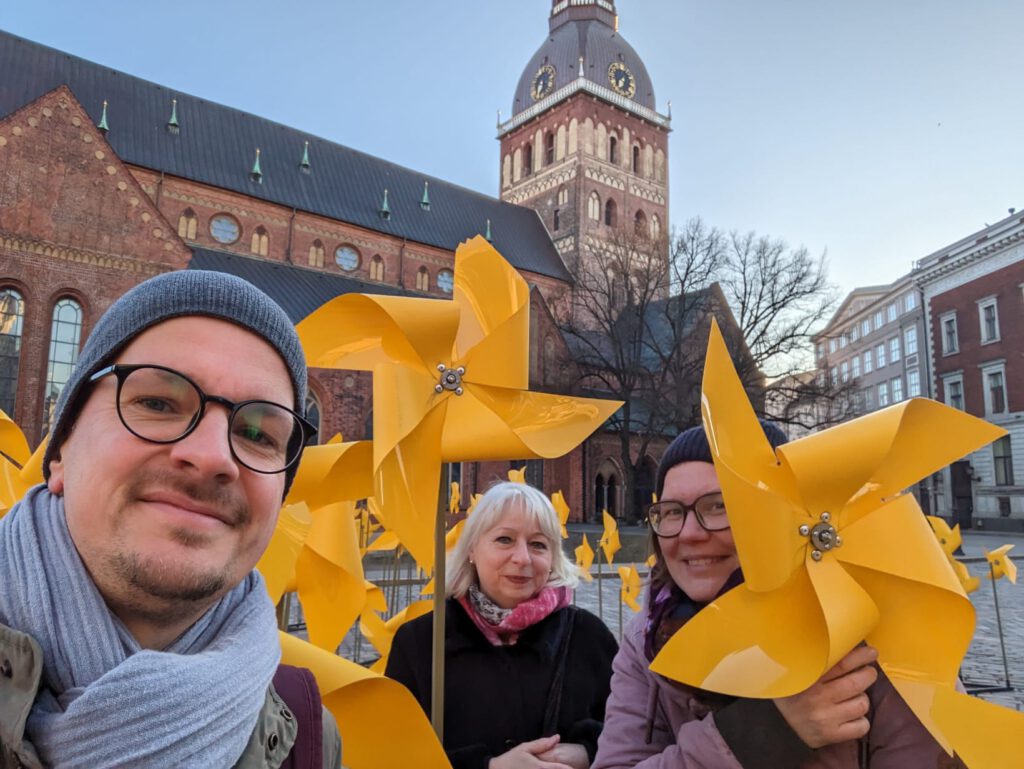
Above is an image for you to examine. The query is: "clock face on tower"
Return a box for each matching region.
[607,62,636,98]
[531,64,556,101]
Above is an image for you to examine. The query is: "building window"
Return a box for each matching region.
[877,381,889,407]
[993,436,1014,486]
[850,324,859,342]
[891,376,903,402]
[633,210,646,236]
[863,350,873,374]
[978,298,1000,344]
[415,266,430,291]
[553,209,560,231]
[840,360,849,383]
[0,288,25,417]
[887,303,897,323]
[631,144,641,174]
[904,326,918,356]
[177,208,198,240]
[839,333,848,349]
[544,132,555,166]
[904,292,917,312]
[830,367,838,387]
[608,134,618,165]
[304,393,321,446]
[437,269,454,294]
[250,226,269,257]
[864,387,874,410]
[875,343,886,369]
[650,214,661,240]
[308,240,325,267]
[209,213,240,244]
[523,142,533,175]
[907,369,921,397]
[369,254,386,282]
[829,339,837,354]
[861,319,870,337]
[851,355,861,378]
[604,199,617,227]
[984,368,1007,414]
[888,336,900,363]
[41,298,83,436]
[557,185,569,205]
[335,245,360,271]
[874,310,884,330]
[943,375,964,410]
[940,312,958,355]
[588,192,601,220]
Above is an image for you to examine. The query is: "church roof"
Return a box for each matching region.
[509,0,659,121]
[0,29,573,282]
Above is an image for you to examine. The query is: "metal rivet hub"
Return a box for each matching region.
[799,511,841,561]
[435,365,466,395]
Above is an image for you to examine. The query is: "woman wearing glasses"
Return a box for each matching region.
[592,424,950,769]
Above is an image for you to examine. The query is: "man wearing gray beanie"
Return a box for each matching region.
[0,271,341,768]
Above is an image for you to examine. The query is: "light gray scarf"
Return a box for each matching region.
[0,485,281,768]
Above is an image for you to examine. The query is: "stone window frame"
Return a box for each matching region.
[976,295,1000,345]
[939,311,959,355]
[980,360,1008,415]
[941,371,965,411]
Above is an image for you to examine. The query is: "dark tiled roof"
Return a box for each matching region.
[189,248,425,324]
[0,29,572,282]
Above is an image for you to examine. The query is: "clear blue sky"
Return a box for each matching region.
[2,0,1021,296]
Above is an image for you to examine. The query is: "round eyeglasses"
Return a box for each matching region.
[88,364,317,474]
[648,494,730,537]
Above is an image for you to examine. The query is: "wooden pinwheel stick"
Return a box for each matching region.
[988,561,1012,689]
[597,557,604,620]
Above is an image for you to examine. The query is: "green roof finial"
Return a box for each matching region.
[379,188,391,220]
[300,140,311,171]
[250,148,263,183]
[420,181,430,210]
[167,99,179,134]
[485,219,492,242]
[97,100,109,133]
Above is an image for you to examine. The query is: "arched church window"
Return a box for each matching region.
[608,135,619,165]
[604,199,617,227]
[651,214,662,241]
[553,209,560,232]
[250,226,269,257]
[632,145,641,175]
[634,210,647,236]
[41,297,83,436]
[544,132,555,166]
[523,142,533,176]
[588,192,601,221]
[369,254,386,282]
[177,208,197,240]
[0,288,25,418]
[415,266,430,291]
[557,185,569,206]
[308,240,325,268]
[304,393,321,445]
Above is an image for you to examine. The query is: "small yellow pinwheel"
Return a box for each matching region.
[926,517,979,594]
[298,236,622,572]
[508,466,527,484]
[0,412,46,517]
[551,490,570,538]
[985,544,1016,583]
[575,533,595,582]
[618,564,642,612]
[599,510,621,565]
[651,320,1011,756]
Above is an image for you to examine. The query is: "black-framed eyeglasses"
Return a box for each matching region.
[648,493,730,537]
[88,364,317,474]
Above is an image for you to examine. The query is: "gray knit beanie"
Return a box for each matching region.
[43,270,308,495]
[655,420,789,498]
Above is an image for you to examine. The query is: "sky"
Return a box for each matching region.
[2,0,1022,297]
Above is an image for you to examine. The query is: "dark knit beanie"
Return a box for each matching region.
[43,270,308,496]
[655,420,789,498]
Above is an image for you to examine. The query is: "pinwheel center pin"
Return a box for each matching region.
[434,364,465,395]
[798,512,843,562]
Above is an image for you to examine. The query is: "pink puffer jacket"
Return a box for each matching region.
[592,611,954,769]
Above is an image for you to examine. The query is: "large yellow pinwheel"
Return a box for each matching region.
[618,564,642,612]
[575,533,595,582]
[298,236,621,571]
[926,516,980,594]
[651,320,1013,757]
[551,490,570,538]
[599,510,621,564]
[0,411,46,517]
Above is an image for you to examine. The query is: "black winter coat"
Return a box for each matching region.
[386,598,617,769]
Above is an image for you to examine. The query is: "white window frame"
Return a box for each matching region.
[830,366,838,387]
[852,355,861,378]
[877,381,889,407]
[977,296,1000,345]
[861,319,871,337]
[888,336,901,364]
[940,311,959,355]
[981,361,1008,415]
[841,360,849,383]
[907,369,921,398]
[863,350,873,374]
[890,376,903,402]
[875,343,886,369]
[874,310,884,330]
[903,326,918,356]
[829,338,837,354]
[887,303,898,323]
[850,324,860,342]
[904,292,917,312]
[864,386,874,410]
[942,372,965,411]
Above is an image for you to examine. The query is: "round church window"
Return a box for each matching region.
[210,214,240,244]
[437,269,454,294]
[335,245,360,271]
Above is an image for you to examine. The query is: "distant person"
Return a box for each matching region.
[592,423,956,769]
[387,481,617,769]
[0,271,341,768]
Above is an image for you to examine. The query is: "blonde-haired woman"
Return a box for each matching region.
[387,482,617,769]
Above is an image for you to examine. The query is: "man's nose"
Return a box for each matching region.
[167,405,239,481]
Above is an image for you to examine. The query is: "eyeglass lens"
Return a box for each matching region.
[649,494,729,535]
[116,366,301,473]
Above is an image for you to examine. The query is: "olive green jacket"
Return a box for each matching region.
[0,624,341,769]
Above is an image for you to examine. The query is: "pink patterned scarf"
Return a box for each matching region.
[458,584,573,646]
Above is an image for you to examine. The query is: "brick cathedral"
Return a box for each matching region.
[0,0,674,521]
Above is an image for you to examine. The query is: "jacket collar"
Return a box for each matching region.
[444,597,569,661]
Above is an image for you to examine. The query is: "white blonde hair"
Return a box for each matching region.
[446,481,579,598]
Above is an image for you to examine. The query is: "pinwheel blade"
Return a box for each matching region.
[930,683,1024,767]
[257,502,312,604]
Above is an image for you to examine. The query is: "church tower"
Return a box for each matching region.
[498,0,671,313]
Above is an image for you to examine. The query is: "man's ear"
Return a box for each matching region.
[47,453,65,495]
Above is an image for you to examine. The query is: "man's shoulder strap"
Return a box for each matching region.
[272,664,324,769]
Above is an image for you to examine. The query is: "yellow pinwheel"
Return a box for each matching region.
[359,598,434,673]
[618,564,642,612]
[575,533,595,582]
[599,510,621,565]
[651,320,1010,755]
[551,490,570,538]
[926,517,979,594]
[0,412,46,517]
[508,466,527,484]
[298,237,622,572]
[985,544,1016,583]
